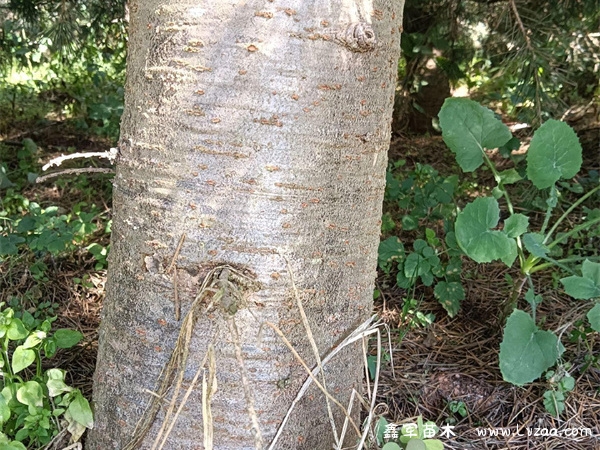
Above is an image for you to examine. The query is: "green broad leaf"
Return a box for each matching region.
[445,258,462,277]
[424,440,444,450]
[44,339,57,358]
[0,441,27,450]
[46,368,66,381]
[504,214,529,238]
[366,355,377,381]
[491,186,504,199]
[0,394,11,424]
[422,246,435,259]
[378,237,405,266]
[579,259,600,287]
[16,381,43,408]
[586,303,600,332]
[526,120,583,189]
[543,390,565,416]
[413,239,428,252]
[439,98,512,172]
[425,253,440,270]
[40,320,52,333]
[560,260,600,299]
[584,207,600,221]
[402,214,419,231]
[434,281,464,317]
[1,386,15,406]
[431,263,445,278]
[20,311,35,329]
[367,355,377,380]
[434,180,455,204]
[404,253,430,280]
[522,233,549,258]
[396,270,414,289]
[13,429,29,443]
[499,310,563,386]
[382,443,402,450]
[498,168,522,185]
[22,331,46,349]
[66,391,93,429]
[46,368,73,396]
[455,197,517,266]
[406,440,427,450]
[47,378,72,397]
[53,329,83,349]
[560,375,575,392]
[6,319,28,341]
[12,346,36,373]
[16,216,37,233]
[47,236,68,254]
[0,235,25,256]
[561,277,600,299]
[64,412,87,442]
[524,288,543,307]
[425,228,440,247]
[421,271,434,287]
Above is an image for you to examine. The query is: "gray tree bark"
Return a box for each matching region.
[87,1,403,449]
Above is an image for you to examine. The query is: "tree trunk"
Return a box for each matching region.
[88,1,403,449]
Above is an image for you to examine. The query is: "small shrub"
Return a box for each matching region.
[439,97,600,412]
[0,304,93,447]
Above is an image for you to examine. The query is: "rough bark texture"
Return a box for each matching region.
[88,1,403,449]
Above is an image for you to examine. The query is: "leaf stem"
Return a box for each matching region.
[527,276,536,323]
[482,152,515,214]
[544,183,600,244]
[540,185,558,236]
[503,275,528,320]
[2,336,14,382]
[530,256,600,274]
[35,350,42,378]
[481,151,526,266]
[547,215,600,250]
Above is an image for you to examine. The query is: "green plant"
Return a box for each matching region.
[86,242,110,270]
[380,162,466,317]
[447,400,467,419]
[543,366,575,417]
[385,162,458,232]
[0,303,93,447]
[439,98,600,409]
[0,201,106,260]
[378,234,464,317]
[1,141,109,258]
[3,206,80,256]
[399,297,435,332]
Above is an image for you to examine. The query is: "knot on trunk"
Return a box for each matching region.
[334,22,376,53]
